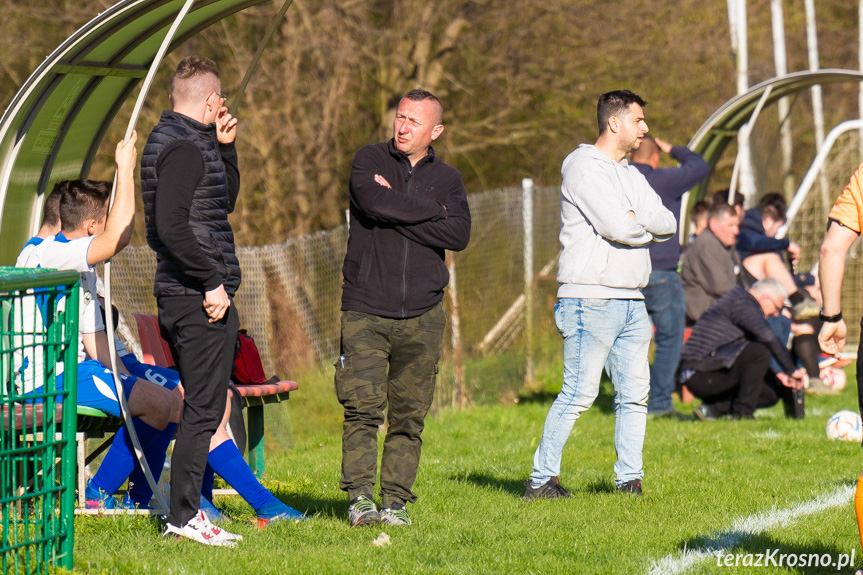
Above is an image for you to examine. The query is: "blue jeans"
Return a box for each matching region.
[530,298,651,487]
[642,270,686,413]
[766,314,791,374]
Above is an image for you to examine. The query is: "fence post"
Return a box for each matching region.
[522,178,535,386]
[447,252,466,408]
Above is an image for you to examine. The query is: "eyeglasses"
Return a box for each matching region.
[208,91,228,106]
[764,296,785,315]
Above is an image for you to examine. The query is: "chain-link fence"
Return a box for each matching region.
[780,132,863,346]
[106,185,562,441]
[104,162,863,448]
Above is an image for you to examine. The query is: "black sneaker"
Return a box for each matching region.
[692,404,719,421]
[522,477,570,502]
[617,479,642,495]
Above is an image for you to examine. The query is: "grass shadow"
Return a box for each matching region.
[267,488,348,520]
[450,471,526,498]
[830,476,858,489]
[581,478,617,495]
[516,390,559,405]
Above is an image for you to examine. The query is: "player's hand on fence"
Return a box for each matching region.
[818,318,847,357]
[204,284,231,322]
[375,174,392,189]
[115,130,137,175]
[216,107,237,144]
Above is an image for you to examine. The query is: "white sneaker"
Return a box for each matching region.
[163,510,242,547]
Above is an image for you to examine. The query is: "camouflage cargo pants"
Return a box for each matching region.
[335,303,446,507]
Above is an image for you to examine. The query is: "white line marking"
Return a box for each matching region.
[647,484,854,575]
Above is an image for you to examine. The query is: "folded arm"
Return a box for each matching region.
[350,148,446,225]
[632,178,677,243]
[686,250,738,300]
[565,170,654,246]
[393,179,471,251]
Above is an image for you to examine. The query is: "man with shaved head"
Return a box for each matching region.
[141,55,242,546]
[336,89,471,527]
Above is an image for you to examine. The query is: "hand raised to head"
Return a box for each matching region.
[216,107,237,144]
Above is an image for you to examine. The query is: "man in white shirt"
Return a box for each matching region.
[524,90,676,500]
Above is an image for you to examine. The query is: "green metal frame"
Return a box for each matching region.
[243,391,292,478]
[0,267,79,573]
[685,69,863,210]
[0,0,269,266]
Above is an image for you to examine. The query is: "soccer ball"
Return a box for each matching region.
[819,367,847,391]
[825,410,863,442]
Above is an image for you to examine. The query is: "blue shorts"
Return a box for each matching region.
[120,354,180,391]
[55,359,137,418]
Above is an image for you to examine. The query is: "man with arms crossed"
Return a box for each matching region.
[524,90,676,499]
[337,89,470,527]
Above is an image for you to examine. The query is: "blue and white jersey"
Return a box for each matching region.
[13,234,102,393]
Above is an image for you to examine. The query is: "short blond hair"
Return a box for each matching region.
[170,56,220,107]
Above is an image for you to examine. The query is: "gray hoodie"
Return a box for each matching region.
[557,144,677,299]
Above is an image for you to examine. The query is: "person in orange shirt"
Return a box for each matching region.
[817,162,863,573]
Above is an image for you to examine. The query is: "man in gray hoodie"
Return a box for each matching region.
[524,90,676,499]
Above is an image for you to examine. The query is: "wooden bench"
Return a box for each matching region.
[0,398,125,508]
[0,298,124,509]
[132,313,297,478]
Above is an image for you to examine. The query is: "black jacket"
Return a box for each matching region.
[341,140,471,318]
[141,111,241,297]
[680,286,795,373]
[736,207,790,261]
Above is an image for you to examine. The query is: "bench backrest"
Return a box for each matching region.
[132,313,175,368]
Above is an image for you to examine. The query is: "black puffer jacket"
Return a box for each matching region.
[141,111,241,297]
[341,140,471,318]
[680,285,795,373]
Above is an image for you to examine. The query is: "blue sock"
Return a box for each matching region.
[201,464,215,503]
[89,419,162,498]
[127,422,177,506]
[207,439,282,515]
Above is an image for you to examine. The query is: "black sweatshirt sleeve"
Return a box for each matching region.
[220,142,240,213]
[153,141,222,291]
[393,175,471,251]
[349,146,447,224]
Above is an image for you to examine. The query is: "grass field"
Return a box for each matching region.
[73,357,863,574]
